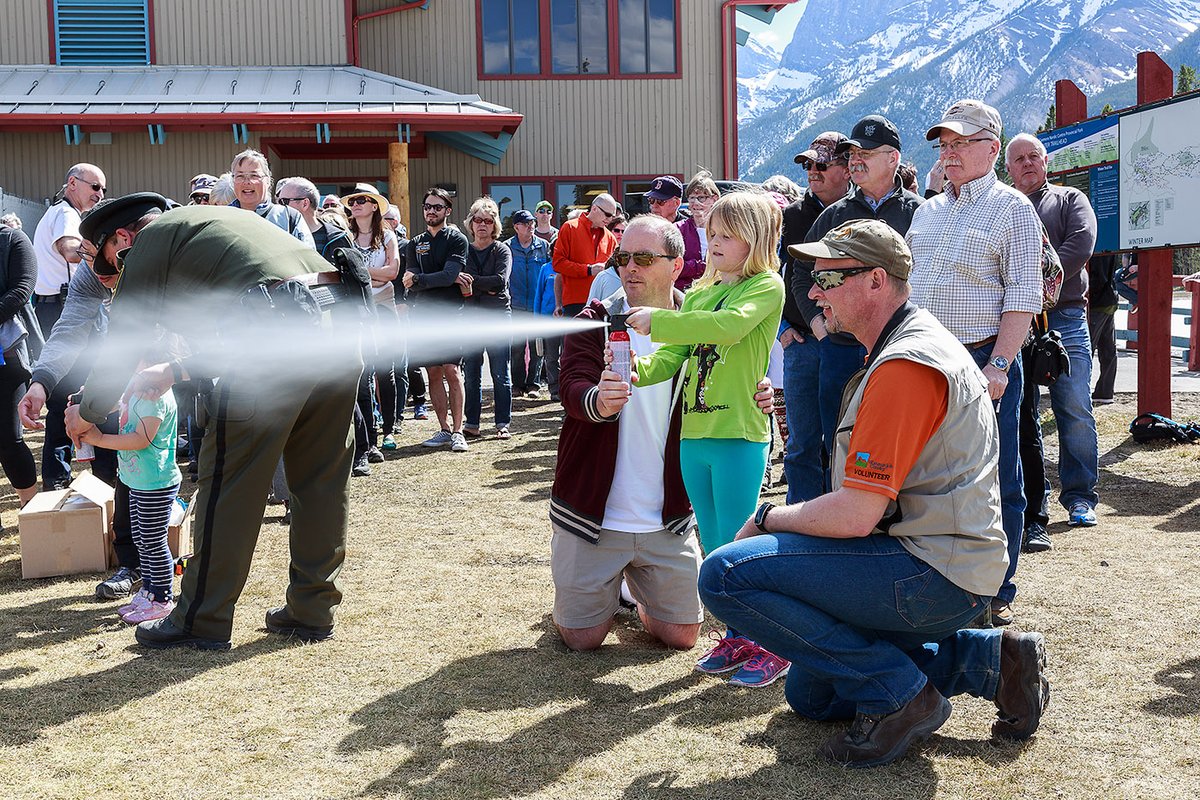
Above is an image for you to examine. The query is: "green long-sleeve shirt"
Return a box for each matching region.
[634,270,784,442]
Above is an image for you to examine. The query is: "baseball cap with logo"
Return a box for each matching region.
[925,99,1002,141]
[794,131,849,166]
[644,175,683,201]
[836,115,902,154]
[786,219,912,280]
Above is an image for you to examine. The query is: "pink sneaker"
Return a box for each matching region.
[121,599,175,624]
[695,632,758,674]
[117,588,153,617]
[729,648,791,688]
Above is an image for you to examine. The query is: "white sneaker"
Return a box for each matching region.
[451,432,469,452]
[422,430,453,447]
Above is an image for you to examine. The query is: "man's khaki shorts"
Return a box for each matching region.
[551,522,704,630]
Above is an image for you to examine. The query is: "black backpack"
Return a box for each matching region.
[1129,413,1200,444]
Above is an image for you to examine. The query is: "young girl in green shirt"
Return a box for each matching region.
[627,191,787,687]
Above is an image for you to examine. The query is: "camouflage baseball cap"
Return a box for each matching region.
[786,219,911,280]
[925,99,1002,140]
[794,131,849,166]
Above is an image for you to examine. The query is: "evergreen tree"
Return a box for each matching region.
[1100,103,1115,115]
[1036,104,1056,133]
[994,131,1012,184]
[1178,64,1196,94]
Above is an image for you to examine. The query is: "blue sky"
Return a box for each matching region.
[738,1,807,53]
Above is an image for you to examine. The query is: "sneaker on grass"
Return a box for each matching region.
[121,598,175,624]
[422,430,453,448]
[1068,502,1097,527]
[695,632,758,674]
[117,588,153,617]
[95,566,140,600]
[381,434,397,450]
[451,431,469,452]
[729,649,791,688]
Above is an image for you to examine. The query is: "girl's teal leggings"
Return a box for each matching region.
[679,438,770,555]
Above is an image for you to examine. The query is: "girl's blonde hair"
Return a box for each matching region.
[691,190,781,289]
[464,196,502,244]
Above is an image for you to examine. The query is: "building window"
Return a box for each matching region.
[489,182,547,229]
[477,0,679,79]
[555,181,613,220]
[618,0,676,74]
[53,0,151,65]
[481,0,541,75]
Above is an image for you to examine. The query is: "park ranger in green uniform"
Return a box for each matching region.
[66,194,362,650]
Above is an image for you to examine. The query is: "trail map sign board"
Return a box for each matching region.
[1040,116,1119,172]
[1118,94,1200,249]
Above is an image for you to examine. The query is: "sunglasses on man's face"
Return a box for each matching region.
[76,178,106,193]
[811,266,876,291]
[614,251,669,267]
[424,203,448,212]
[347,196,376,206]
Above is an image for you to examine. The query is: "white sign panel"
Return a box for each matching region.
[1118,94,1200,249]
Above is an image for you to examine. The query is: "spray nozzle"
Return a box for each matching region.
[609,313,629,334]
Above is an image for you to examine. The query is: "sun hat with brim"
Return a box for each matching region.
[787,219,911,280]
[341,182,389,214]
[925,99,1002,141]
[79,192,174,276]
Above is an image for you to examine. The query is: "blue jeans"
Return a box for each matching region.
[818,338,866,491]
[1045,307,1099,510]
[969,343,1024,604]
[781,335,823,503]
[699,533,1001,717]
[464,336,513,429]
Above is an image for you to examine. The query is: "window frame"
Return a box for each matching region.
[475,0,681,81]
[48,0,156,66]
[482,173,680,222]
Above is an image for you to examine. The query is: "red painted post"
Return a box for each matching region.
[1189,282,1200,371]
[1055,80,1088,126]
[1135,51,1175,416]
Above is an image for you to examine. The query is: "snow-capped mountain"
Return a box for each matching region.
[739,0,1200,181]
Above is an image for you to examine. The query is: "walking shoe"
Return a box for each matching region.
[422,430,453,448]
[135,616,231,651]
[1068,502,1097,527]
[525,387,543,400]
[366,445,385,464]
[993,630,1049,740]
[496,426,511,440]
[451,432,470,452]
[381,434,397,450]
[351,454,372,477]
[694,632,758,674]
[1022,522,1052,553]
[1092,397,1115,406]
[729,649,791,688]
[462,427,482,438]
[95,566,140,600]
[413,404,429,420]
[265,606,334,642]
[122,598,175,624]
[117,588,154,617]
[821,681,952,768]
[990,599,1014,626]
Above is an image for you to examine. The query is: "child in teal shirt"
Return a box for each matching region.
[627,191,786,688]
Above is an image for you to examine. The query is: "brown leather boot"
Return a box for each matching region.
[820,681,951,768]
[993,630,1049,739]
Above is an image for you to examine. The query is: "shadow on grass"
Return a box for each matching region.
[1143,655,1200,717]
[340,630,781,799]
[0,634,290,747]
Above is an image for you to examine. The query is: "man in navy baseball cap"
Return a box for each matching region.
[644,175,683,222]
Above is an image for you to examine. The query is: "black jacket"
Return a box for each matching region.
[779,190,831,334]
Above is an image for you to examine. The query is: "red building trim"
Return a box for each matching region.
[0,111,523,135]
[46,0,56,64]
[147,0,157,65]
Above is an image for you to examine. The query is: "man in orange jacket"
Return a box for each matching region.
[553,193,619,316]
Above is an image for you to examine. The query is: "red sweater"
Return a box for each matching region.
[550,298,693,543]
[552,215,616,307]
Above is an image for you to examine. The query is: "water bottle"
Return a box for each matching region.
[608,313,631,383]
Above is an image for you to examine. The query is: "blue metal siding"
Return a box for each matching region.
[55,0,150,65]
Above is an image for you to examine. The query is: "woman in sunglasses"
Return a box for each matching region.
[343,185,401,461]
[459,197,513,439]
[624,190,787,689]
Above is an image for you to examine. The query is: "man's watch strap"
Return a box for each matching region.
[754,501,776,533]
[989,355,1010,372]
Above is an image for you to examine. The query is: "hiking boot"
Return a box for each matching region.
[265,606,334,642]
[95,566,140,600]
[729,648,791,688]
[381,434,397,450]
[135,616,231,651]
[422,430,453,448]
[1022,522,1052,553]
[820,681,951,768]
[695,632,758,674]
[993,630,1049,740]
[366,445,385,464]
[351,454,372,477]
[121,598,175,624]
[989,599,1014,626]
[451,432,470,452]
[1068,502,1097,527]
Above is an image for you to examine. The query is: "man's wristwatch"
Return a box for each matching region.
[754,501,776,533]
[989,355,1010,373]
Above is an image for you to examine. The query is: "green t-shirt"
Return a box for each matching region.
[117,390,182,491]
[634,270,784,442]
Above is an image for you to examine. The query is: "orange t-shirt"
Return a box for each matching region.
[843,360,949,499]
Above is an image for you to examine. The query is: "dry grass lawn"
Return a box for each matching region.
[1,392,1198,800]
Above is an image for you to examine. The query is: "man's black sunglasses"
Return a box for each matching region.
[615,251,670,267]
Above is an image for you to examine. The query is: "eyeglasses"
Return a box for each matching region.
[233,172,266,182]
[76,179,106,193]
[932,138,993,153]
[811,266,877,290]
[647,198,675,207]
[614,251,670,267]
[190,194,210,204]
[686,194,716,204]
[536,207,552,213]
[594,206,617,220]
[278,196,306,205]
[612,227,627,235]
[847,147,892,160]
[802,161,842,172]
[471,217,493,225]
[347,196,377,206]
[423,203,448,211]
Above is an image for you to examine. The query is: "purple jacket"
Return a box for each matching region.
[675,217,705,291]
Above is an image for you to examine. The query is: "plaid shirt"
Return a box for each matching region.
[906,171,1043,344]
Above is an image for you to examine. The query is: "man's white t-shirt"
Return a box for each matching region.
[696,227,708,259]
[32,201,81,296]
[602,331,673,533]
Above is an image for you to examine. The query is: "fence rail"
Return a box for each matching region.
[0,187,48,232]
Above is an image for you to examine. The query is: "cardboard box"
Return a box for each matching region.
[168,505,193,560]
[19,472,115,580]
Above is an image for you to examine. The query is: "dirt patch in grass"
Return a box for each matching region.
[1,393,1198,799]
